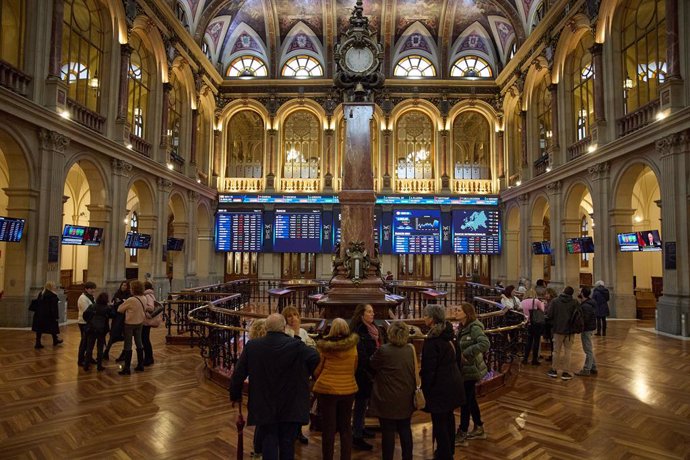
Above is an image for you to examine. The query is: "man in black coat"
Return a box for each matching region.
[575,287,598,376]
[546,286,579,381]
[230,313,320,460]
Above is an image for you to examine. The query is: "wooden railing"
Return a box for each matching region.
[395,178,435,193]
[279,178,321,192]
[617,99,660,138]
[567,136,592,161]
[0,59,31,96]
[451,178,493,194]
[66,99,105,133]
[223,177,264,192]
[129,133,151,157]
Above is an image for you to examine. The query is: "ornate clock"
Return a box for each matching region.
[334,0,385,94]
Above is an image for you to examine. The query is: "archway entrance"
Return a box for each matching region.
[564,183,594,288]
[125,180,155,282]
[505,206,520,285]
[530,196,550,286]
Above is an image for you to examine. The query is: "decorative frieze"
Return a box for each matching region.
[111,159,133,177]
[545,180,562,195]
[656,130,690,156]
[587,161,610,180]
[39,129,70,152]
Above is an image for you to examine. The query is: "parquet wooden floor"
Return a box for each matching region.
[1,320,689,459]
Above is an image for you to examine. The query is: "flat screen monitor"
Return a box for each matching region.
[392,209,441,254]
[124,231,151,249]
[532,241,552,255]
[617,232,640,252]
[215,210,263,252]
[567,237,594,254]
[452,209,501,254]
[0,216,25,242]
[273,209,322,253]
[637,229,662,252]
[61,225,103,246]
[166,237,184,251]
[580,236,595,253]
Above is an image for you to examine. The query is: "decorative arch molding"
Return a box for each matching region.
[522,58,551,109]
[448,22,498,75]
[103,0,128,44]
[278,22,325,71]
[515,0,544,34]
[388,99,442,131]
[391,22,439,73]
[596,0,623,43]
[198,86,217,116]
[196,200,212,230]
[552,14,594,84]
[126,175,157,215]
[488,15,517,65]
[219,100,269,125]
[168,189,189,220]
[0,126,35,188]
[204,15,233,63]
[170,57,196,107]
[221,23,269,72]
[563,179,594,219]
[505,203,521,227]
[132,16,169,83]
[63,154,110,206]
[447,100,499,131]
[610,157,662,210]
[529,192,551,227]
[275,99,326,130]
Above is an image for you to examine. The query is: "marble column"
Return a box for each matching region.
[105,159,132,293]
[185,190,199,287]
[159,82,172,150]
[45,0,68,111]
[529,224,545,284]
[520,110,528,177]
[589,43,608,144]
[85,204,112,289]
[212,127,222,186]
[381,129,392,191]
[115,43,133,145]
[517,193,531,284]
[265,128,277,191]
[170,221,189,292]
[588,162,612,286]
[136,213,158,287]
[440,129,450,192]
[655,130,690,335]
[659,0,684,110]
[190,109,199,167]
[548,84,559,155]
[153,177,173,298]
[545,180,564,290]
[496,130,505,182]
[324,128,334,191]
[561,218,581,290]
[609,208,637,318]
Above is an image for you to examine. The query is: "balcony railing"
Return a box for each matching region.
[567,136,591,161]
[280,178,321,192]
[66,99,105,133]
[451,179,492,194]
[129,133,151,157]
[617,99,660,138]
[533,154,550,176]
[0,59,31,96]
[395,178,435,193]
[223,177,264,192]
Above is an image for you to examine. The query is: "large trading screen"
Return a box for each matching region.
[392,209,441,254]
[215,211,263,252]
[0,216,25,243]
[273,209,322,253]
[452,209,501,254]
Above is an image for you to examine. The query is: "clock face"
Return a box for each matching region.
[344,46,375,73]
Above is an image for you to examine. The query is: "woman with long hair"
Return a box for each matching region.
[141,281,159,366]
[116,280,151,375]
[369,321,416,460]
[421,305,465,460]
[350,304,381,450]
[103,280,130,361]
[313,318,359,460]
[455,302,490,447]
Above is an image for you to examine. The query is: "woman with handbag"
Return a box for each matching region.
[141,281,162,366]
[116,280,151,375]
[455,302,490,447]
[421,305,465,460]
[369,321,416,460]
[103,281,130,361]
[520,289,546,365]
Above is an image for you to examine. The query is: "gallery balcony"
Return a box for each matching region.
[223,177,264,192]
[279,178,321,193]
[617,99,660,138]
[451,178,493,194]
[0,59,31,96]
[395,178,436,193]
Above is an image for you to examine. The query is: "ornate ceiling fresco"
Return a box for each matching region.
[175,0,545,79]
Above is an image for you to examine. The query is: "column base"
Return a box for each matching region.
[591,120,608,146]
[44,77,68,113]
[382,174,392,192]
[656,293,690,336]
[441,175,450,193]
[612,292,637,319]
[265,173,276,192]
[659,78,685,112]
[115,118,131,146]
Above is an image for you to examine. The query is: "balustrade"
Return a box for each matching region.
[223,177,264,192]
[279,177,322,192]
[66,99,105,133]
[0,59,31,96]
[616,99,660,138]
[567,136,592,161]
[395,178,435,193]
[451,179,493,194]
[129,133,151,157]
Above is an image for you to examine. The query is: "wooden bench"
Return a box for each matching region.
[636,290,657,320]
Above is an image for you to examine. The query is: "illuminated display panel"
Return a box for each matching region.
[215,211,263,252]
[273,209,322,253]
[392,209,441,254]
[0,216,25,242]
[452,209,501,254]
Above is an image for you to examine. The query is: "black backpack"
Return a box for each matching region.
[569,303,585,334]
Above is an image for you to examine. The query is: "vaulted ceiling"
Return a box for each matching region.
[176,0,545,78]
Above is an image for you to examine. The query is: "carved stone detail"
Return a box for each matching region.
[39,129,70,152]
[588,161,610,180]
[188,190,199,202]
[656,130,690,156]
[517,193,530,205]
[111,159,133,177]
[545,180,562,194]
[157,177,173,191]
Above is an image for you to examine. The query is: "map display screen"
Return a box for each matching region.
[452,209,501,254]
[392,210,441,254]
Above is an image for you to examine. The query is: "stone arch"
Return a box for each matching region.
[529,193,551,285]
[596,0,624,42]
[126,175,156,215]
[612,159,662,210]
[219,100,270,127]
[523,58,551,109]
[278,22,325,73]
[63,154,110,206]
[504,204,521,285]
[131,16,169,85]
[168,189,188,221]
[552,14,594,84]
[391,22,440,76]
[275,99,326,128]
[388,99,442,130]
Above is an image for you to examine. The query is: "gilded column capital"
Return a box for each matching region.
[39,129,70,152]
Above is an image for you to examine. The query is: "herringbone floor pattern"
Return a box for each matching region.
[1,320,689,459]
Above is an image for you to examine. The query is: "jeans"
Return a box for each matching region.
[85,332,106,366]
[379,417,413,460]
[318,393,355,460]
[596,316,607,335]
[260,422,300,460]
[459,379,482,432]
[123,323,143,352]
[352,396,368,438]
[77,323,88,364]
[581,330,597,371]
[552,333,574,374]
[431,410,456,460]
[142,325,154,363]
[524,323,544,363]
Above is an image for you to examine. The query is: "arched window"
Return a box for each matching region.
[201,41,212,61]
[227,55,268,78]
[282,111,320,179]
[393,55,436,78]
[508,41,517,61]
[450,56,493,78]
[175,2,189,30]
[570,34,594,142]
[508,103,523,182]
[535,75,552,158]
[128,34,151,139]
[621,0,666,114]
[129,211,138,262]
[395,111,434,181]
[281,55,323,78]
[227,111,264,178]
[0,0,26,69]
[168,72,183,161]
[581,215,589,266]
[196,103,212,178]
[61,0,104,112]
[453,112,491,180]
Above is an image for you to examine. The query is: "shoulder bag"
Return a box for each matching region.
[529,298,546,325]
[409,344,426,410]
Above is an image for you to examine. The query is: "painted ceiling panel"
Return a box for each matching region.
[274,0,324,42]
[336,0,382,36]
[218,0,268,58]
[394,0,443,42]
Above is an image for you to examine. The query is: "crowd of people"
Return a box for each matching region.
[30,279,164,375]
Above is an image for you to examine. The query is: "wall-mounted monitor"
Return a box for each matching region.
[166,237,185,251]
[452,209,501,255]
[124,231,151,249]
[637,229,662,252]
[61,225,103,246]
[532,241,552,255]
[215,210,263,252]
[566,237,594,254]
[273,209,322,253]
[392,209,441,254]
[0,216,25,243]
[617,232,640,252]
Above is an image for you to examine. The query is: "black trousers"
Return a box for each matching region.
[596,316,607,335]
[35,332,59,345]
[317,393,355,460]
[77,323,88,364]
[524,323,544,363]
[459,379,482,432]
[431,410,456,460]
[142,325,154,363]
[379,417,413,460]
[85,332,106,366]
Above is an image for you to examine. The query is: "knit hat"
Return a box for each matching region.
[595,280,605,287]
